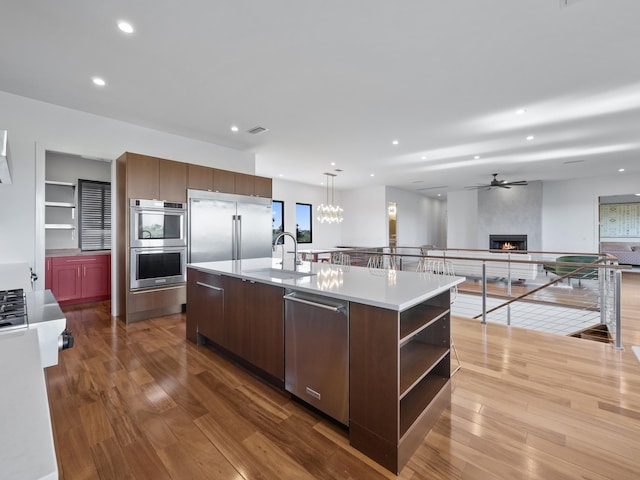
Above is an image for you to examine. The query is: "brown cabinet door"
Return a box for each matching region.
[224,277,251,358]
[190,270,225,346]
[212,168,236,193]
[126,153,159,200]
[234,172,254,196]
[254,176,272,198]
[159,159,187,202]
[249,282,284,380]
[188,164,214,191]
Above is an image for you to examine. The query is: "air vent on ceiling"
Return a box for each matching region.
[563,159,584,164]
[559,0,582,8]
[247,126,269,135]
[334,169,343,172]
[416,185,448,191]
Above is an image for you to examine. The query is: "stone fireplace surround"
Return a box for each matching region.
[490,234,528,251]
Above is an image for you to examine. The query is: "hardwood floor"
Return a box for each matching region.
[45,272,640,479]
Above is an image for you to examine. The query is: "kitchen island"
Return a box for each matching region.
[187,257,464,474]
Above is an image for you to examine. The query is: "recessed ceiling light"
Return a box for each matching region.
[635,193,640,196]
[516,108,527,115]
[392,140,399,145]
[474,155,480,159]
[526,135,535,141]
[421,156,427,160]
[618,168,625,172]
[117,21,134,34]
[437,194,441,197]
[279,174,283,177]
[331,162,336,166]
[230,125,239,132]
[92,77,106,87]
[370,173,375,177]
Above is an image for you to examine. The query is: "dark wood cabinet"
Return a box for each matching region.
[188,164,214,191]
[186,269,225,345]
[189,272,284,383]
[212,168,236,193]
[126,153,159,200]
[48,254,111,306]
[123,153,187,202]
[234,172,254,196]
[254,175,273,198]
[349,291,451,474]
[159,159,187,202]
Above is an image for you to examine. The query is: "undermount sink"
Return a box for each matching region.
[244,268,317,281]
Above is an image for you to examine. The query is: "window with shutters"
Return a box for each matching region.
[78,179,111,251]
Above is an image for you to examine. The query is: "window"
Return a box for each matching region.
[78,179,111,251]
[272,200,284,244]
[296,203,312,243]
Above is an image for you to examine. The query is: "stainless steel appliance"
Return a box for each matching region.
[188,190,272,263]
[130,246,186,289]
[130,199,187,248]
[284,290,349,425]
[129,199,187,290]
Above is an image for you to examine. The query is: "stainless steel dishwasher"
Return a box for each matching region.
[284,290,349,425]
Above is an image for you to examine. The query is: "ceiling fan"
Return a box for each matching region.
[465,173,528,190]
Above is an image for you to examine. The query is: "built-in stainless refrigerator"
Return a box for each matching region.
[188,190,273,263]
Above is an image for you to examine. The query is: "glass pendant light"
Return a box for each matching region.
[317,173,343,223]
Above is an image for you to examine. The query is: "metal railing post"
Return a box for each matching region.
[507,252,512,297]
[481,261,487,324]
[599,260,607,325]
[614,269,623,350]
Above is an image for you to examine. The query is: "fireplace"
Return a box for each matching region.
[490,234,527,251]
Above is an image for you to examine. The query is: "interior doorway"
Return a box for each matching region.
[388,202,397,247]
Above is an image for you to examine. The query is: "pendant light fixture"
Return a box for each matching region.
[317,172,343,223]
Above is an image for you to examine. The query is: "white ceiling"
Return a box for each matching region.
[2,0,640,196]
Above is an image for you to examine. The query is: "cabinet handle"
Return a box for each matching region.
[196,281,223,291]
[283,293,346,313]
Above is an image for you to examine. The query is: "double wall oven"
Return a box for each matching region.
[130,199,187,289]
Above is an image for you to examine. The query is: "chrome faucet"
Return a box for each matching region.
[273,232,301,271]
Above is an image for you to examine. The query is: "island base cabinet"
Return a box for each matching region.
[186,268,225,345]
[349,290,451,474]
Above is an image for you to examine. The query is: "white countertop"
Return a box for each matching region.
[188,257,465,311]
[0,329,58,480]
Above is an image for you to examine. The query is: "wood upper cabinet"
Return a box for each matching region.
[212,168,236,193]
[123,153,187,202]
[126,153,159,200]
[188,164,214,191]
[234,172,254,196]
[254,175,272,198]
[159,159,187,202]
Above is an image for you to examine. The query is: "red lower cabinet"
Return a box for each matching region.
[48,254,111,305]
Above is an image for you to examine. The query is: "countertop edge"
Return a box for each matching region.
[188,261,465,312]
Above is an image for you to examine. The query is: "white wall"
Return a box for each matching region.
[446,189,479,248]
[385,187,446,247]
[0,91,253,293]
[542,173,640,252]
[271,178,343,251]
[447,173,640,253]
[340,185,387,247]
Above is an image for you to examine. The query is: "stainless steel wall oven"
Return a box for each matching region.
[129,199,187,290]
[130,199,186,248]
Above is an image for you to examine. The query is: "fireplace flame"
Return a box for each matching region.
[501,242,517,250]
